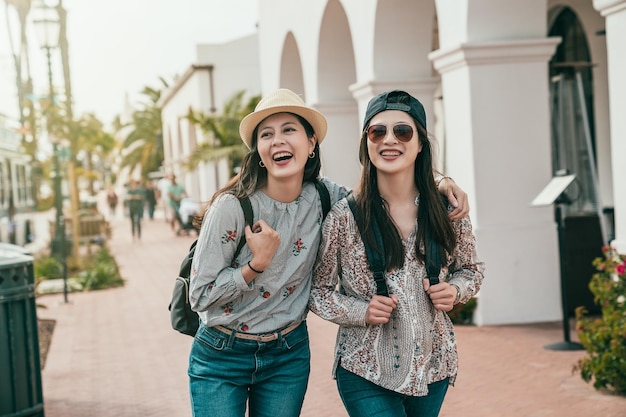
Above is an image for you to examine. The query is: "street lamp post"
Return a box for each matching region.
[33,1,69,303]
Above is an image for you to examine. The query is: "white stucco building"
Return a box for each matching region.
[162,0,626,326]
[159,34,261,202]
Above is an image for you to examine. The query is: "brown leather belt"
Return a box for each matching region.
[214,321,301,342]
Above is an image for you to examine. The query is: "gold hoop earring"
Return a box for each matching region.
[308,151,315,159]
[259,160,265,168]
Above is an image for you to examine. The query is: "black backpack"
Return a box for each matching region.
[346,194,441,297]
[169,182,331,336]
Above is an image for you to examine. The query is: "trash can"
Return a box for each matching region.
[0,244,44,417]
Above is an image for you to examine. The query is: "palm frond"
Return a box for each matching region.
[184,90,260,172]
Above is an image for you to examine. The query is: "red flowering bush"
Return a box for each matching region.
[574,245,626,395]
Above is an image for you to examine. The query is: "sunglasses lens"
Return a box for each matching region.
[393,124,413,142]
[367,125,387,142]
[367,124,414,142]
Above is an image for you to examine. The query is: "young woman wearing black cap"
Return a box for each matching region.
[309,90,485,417]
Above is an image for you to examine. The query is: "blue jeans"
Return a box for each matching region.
[129,206,142,238]
[336,364,449,417]
[188,321,310,417]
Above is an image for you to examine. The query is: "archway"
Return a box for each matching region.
[548,6,603,315]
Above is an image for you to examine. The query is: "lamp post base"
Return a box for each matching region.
[544,341,584,351]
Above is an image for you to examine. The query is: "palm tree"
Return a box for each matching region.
[185,90,260,175]
[119,82,167,179]
[71,114,117,195]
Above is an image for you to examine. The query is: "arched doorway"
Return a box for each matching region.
[549,7,599,217]
[548,6,603,314]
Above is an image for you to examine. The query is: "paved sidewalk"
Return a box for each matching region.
[38,211,625,416]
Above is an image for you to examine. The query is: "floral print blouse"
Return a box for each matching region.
[189,178,347,334]
[309,198,485,396]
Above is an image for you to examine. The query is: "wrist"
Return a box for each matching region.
[436,176,453,188]
[450,284,461,304]
[247,260,264,274]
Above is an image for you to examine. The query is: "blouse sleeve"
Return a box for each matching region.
[308,199,369,326]
[189,194,253,312]
[446,215,486,304]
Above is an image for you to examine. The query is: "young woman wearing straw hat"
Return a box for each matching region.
[187,88,469,417]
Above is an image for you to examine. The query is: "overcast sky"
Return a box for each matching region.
[0,0,258,126]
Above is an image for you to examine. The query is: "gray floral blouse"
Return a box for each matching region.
[309,198,485,396]
[189,178,347,334]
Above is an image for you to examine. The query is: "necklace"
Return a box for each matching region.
[381,195,420,206]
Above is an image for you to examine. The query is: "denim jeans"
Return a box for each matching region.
[129,206,142,238]
[336,364,449,417]
[188,321,310,417]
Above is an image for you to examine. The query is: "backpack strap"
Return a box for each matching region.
[346,194,389,297]
[313,180,331,219]
[425,226,442,286]
[346,194,443,294]
[234,196,253,259]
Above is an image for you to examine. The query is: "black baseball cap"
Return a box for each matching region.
[363,90,427,130]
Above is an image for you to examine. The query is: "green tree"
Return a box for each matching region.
[72,114,117,195]
[46,109,115,260]
[119,82,167,178]
[186,90,260,175]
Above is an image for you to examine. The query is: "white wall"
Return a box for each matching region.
[160,34,262,202]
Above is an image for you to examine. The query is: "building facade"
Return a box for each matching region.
[0,113,36,245]
[162,0,625,326]
[254,0,625,325]
[159,34,261,203]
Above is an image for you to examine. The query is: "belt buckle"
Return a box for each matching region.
[257,332,278,342]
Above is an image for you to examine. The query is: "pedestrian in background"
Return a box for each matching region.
[167,174,186,232]
[144,181,158,220]
[106,186,118,219]
[309,90,485,417]
[125,179,145,240]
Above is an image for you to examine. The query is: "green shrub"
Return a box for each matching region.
[34,256,63,280]
[448,297,477,325]
[574,245,626,395]
[76,246,124,291]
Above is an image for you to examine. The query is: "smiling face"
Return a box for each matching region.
[255,112,316,182]
[366,110,422,176]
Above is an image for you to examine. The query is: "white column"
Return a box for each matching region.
[314,100,360,189]
[594,0,626,253]
[430,38,562,325]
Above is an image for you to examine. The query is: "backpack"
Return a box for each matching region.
[345,194,441,297]
[168,181,331,336]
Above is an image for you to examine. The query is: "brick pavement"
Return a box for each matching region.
[37,207,626,417]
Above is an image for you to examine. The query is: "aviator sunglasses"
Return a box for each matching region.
[366,124,414,143]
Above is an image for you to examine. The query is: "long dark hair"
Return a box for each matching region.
[193,113,322,227]
[355,111,456,270]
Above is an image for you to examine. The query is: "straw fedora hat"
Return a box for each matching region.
[239,88,328,149]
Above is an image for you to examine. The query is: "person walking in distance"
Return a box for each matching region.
[309,90,485,417]
[187,88,470,417]
[144,181,158,220]
[167,174,186,231]
[106,186,118,219]
[125,179,145,240]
